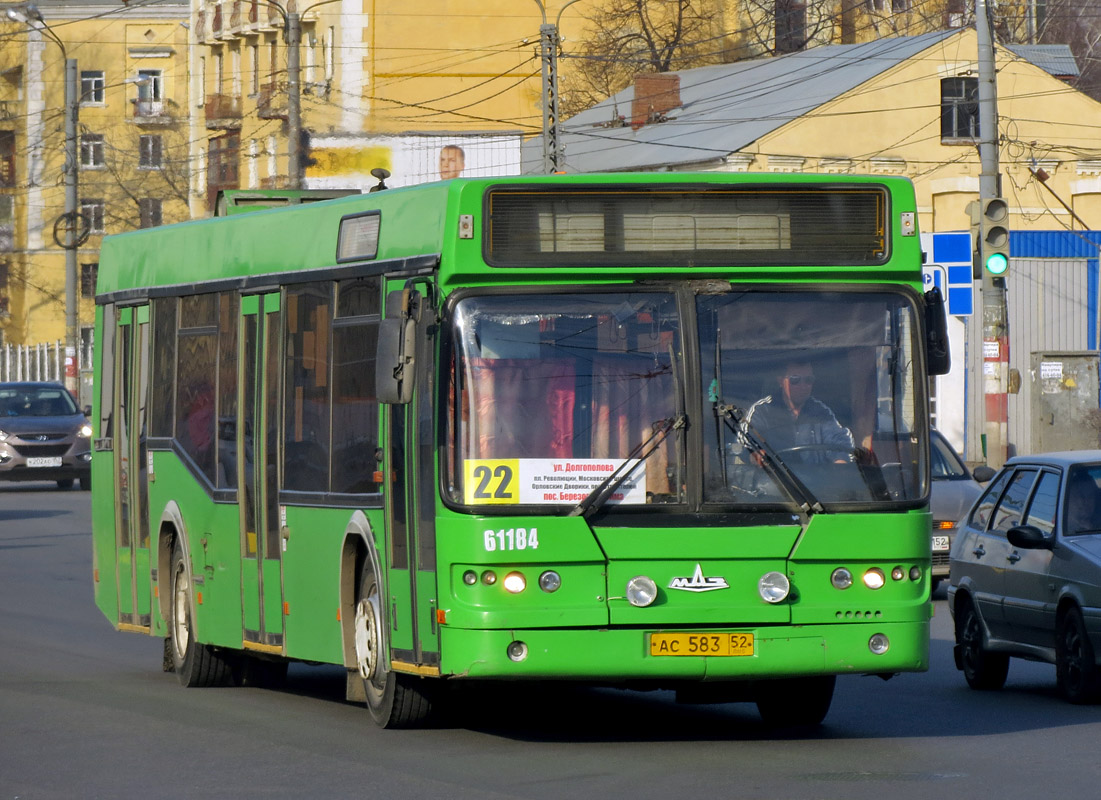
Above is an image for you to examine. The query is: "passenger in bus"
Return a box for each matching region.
[742,358,854,465]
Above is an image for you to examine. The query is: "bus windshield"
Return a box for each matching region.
[448,292,684,508]
[700,289,926,506]
[447,287,925,510]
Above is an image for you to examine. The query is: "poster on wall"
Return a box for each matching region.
[306,132,525,190]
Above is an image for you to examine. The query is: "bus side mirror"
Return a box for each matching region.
[924,287,950,376]
[376,289,420,405]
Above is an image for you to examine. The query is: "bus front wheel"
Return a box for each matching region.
[168,538,233,687]
[354,560,433,728]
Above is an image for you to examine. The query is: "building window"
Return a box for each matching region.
[891,0,909,10]
[250,44,260,94]
[775,0,807,54]
[0,131,14,187]
[139,134,163,169]
[80,199,105,234]
[135,69,164,116]
[139,198,162,229]
[80,133,105,169]
[941,77,979,141]
[80,71,105,104]
[81,262,98,297]
[0,196,13,252]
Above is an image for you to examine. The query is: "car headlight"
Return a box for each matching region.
[0,429,8,442]
[78,424,93,438]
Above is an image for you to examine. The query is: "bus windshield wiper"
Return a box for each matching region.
[568,414,687,519]
[715,403,824,516]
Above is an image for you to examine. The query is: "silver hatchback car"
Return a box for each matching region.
[948,451,1101,703]
[0,382,92,490]
[930,429,994,591]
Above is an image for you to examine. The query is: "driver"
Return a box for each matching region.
[743,358,854,465]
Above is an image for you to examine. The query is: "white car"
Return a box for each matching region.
[930,429,993,591]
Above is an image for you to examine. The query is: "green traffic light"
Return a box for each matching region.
[985,252,1009,275]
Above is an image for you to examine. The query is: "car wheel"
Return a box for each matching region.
[168,538,233,687]
[354,558,434,728]
[955,597,1009,690]
[79,473,91,491]
[56,478,74,489]
[755,675,835,727]
[1056,606,1101,704]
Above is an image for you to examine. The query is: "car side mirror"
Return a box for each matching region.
[972,465,996,483]
[1007,524,1052,550]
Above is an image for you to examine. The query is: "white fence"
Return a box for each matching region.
[0,340,95,405]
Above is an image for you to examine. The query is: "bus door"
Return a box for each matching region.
[113,304,152,630]
[384,286,440,673]
[239,293,284,652]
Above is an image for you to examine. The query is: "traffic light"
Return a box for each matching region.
[979,197,1010,277]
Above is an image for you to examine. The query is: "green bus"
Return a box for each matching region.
[91,173,949,728]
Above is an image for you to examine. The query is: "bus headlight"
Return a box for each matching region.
[758,571,790,604]
[539,571,562,593]
[626,576,658,607]
[863,568,886,590]
[869,633,890,654]
[830,568,853,590]
[503,572,526,594]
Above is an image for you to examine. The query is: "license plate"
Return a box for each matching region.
[932,535,950,551]
[650,632,754,657]
[26,457,62,468]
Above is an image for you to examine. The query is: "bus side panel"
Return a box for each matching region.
[279,505,365,664]
[91,309,120,625]
[147,455,244,647]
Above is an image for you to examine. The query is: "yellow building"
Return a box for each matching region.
[188,0,587,203]
[0,0,190,357]
[548,28,1101,232]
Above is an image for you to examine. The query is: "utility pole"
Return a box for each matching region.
[976,0,1009,467]
[531,0,582,173]
[286,9,302,189]
[7,5,79,395]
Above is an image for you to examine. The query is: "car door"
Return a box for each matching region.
[953,468,1029,641]
[1002,468,1060,647]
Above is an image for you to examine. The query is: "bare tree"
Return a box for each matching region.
[1034,0,1101,101]
[559,0,734,117]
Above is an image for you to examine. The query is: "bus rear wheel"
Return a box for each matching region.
[354,560,433,728]
[168,538,232,687]
[755,675,835,727]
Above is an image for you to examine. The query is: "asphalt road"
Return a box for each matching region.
[2,482,1097,799]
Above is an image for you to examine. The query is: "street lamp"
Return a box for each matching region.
[7,3,80,394]
[530,0,583,173]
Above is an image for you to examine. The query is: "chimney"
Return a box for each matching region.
[630,73,681,129]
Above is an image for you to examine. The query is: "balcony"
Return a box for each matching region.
[257,83,287,119]
[0,100,15,121]
[205,94,242,129]
[131,99,176,125]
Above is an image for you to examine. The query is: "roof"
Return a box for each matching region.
[1006,451,1101,468]
[532,30,1083,174]
[1004,44,1080,78]
[529,31,957,174]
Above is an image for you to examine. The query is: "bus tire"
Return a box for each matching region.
[168,538,232,687]
[755,675,835,727]
[1056,606,1101,704]
[955,596,1008,690]
[354,560,433,728]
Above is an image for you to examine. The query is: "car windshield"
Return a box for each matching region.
[0,386,79,417]
[931,432,970,480]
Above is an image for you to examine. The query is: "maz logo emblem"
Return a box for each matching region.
[668,563,729,592]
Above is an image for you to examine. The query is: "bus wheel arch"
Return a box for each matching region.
[339,511,433,728]
[161,503,232,687]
